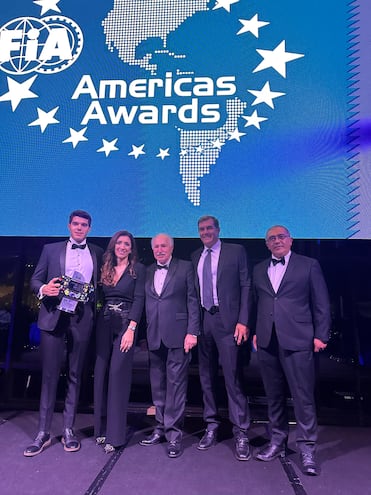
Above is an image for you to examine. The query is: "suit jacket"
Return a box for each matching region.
[252,252,331,351]
[31,240,103,331]
[145,258,200,351]
[191,242,251,332]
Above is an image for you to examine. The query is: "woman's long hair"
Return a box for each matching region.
[100,230,138,285]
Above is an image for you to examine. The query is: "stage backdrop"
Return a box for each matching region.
[0,0,368,238]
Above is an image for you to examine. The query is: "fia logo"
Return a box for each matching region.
[0,15,83,75]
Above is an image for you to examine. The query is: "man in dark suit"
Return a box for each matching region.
[252,225,330,475]
[24,210,103,457]
[139,233,199,458]
[191,215,251,461]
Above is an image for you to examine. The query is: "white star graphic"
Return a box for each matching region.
[237,14,269,38]
[228,128,246,142]
[211,138,225,151]
[156,148,170,160]
[97,138,119,157]
[33,0,61,16]
[0,75,38,111]
[242,110,268,129]
[254,40,304,78]
[128,144,145,159]
[62,127,88,148]
[195,144,204,154]
[180,149,188,157]
[248,82,285,109]
[28,106,59,133]
[213,0,239,13]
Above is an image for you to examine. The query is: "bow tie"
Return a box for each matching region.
[271,257,285,266]
[72,243,86,250]
[156,264,168,270]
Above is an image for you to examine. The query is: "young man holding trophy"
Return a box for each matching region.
[24,210,103,457]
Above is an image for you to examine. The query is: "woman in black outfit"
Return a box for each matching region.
[94,230,145,453]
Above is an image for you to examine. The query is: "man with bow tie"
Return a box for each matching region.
[139,233,199,458]
[252,225,331,476]
[24,210,103,457]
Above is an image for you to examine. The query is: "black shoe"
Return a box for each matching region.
[167,441,182,458]
[139,431,164,446]
[255,443,285,462]
[235,435,251,461]
[300,452,319,476]
[197,430,217,450]
[24,431,51,457]
[62,428,80,452]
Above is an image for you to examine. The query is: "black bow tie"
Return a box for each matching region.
[156,264,168,270]
[271,257,285,266]
[72,243,86,250]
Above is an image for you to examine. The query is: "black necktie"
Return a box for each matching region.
[72,243,86,250]
[156,264,168,270]
[271,257,285,266]
[202,249,213,311]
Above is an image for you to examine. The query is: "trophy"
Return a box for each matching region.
[57,271,94,313]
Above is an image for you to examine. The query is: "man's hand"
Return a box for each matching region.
[184,334,197,353]
[234,323,249,345]
[42,277,62,297]
[314,338,327,353]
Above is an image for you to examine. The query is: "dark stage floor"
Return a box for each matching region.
[1,410,370,495]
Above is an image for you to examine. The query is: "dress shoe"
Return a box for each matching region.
[167,441,182,458]
[104,443,116,454]
[24,431,51,457]
[197,430,217,450]
[139,431,164,446]
[255,443,285,462]
[235,435,251,461]
[62,428,80,452]
[96,436,106,445]
[300,452,319,476]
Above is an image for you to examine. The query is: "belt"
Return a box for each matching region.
[203,305,219,315]
[103,300,131,317]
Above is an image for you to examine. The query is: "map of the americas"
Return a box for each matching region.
[102,0,243,206]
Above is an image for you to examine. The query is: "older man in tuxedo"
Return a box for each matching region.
[191,215,251,461]
[139,233,199,458]
[252,225,331,475]
[24,210,103,457]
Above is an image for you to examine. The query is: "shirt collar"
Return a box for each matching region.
[203,239,221,254]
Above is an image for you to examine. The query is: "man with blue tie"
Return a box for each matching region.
[252,225,330,476]
[24,210,103,457]
[191,215,251,461]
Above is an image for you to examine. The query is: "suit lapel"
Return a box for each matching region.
[276,252,296,293]
[88,243,98,286]
[161,258,177,295]
[149,264,158,295]
[263,259,276,294]
[59,241,67,275]
[216,242,226,284]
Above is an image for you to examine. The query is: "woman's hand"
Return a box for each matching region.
[120,329,135,353]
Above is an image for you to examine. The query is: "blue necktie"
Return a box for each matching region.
[202,249,213,310]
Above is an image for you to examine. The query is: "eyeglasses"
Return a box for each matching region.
[266,234,289,243]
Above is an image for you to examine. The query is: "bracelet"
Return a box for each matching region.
[128,325,136,332]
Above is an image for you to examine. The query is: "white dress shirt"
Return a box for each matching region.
[267,251,291,293]
[65,238,93,283]
[154,257,171,295]
[197,240,221,307]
